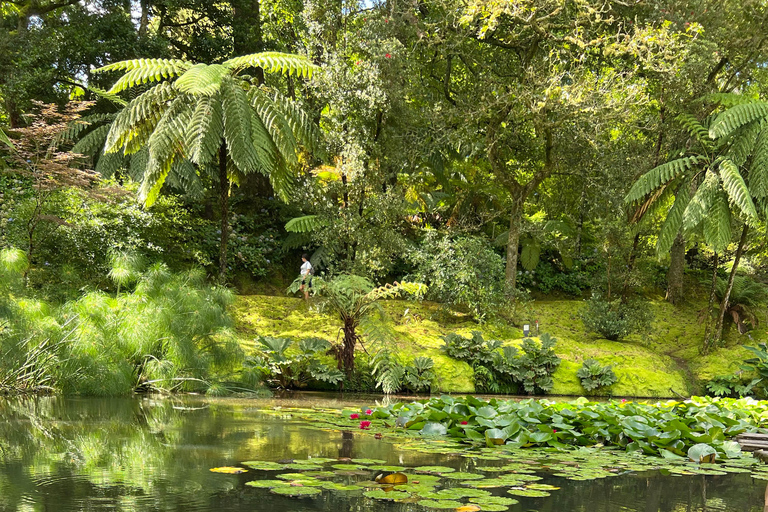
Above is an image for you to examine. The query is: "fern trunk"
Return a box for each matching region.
[504,198,522,292]
[218,142,229,284]
[666,233,685,304]
[714,224,749,343]
[340,317,357,377]
[702,252,719,354]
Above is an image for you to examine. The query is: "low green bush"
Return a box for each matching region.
[580,293,653,341]
[577,358,618,392]
[371,347,435,394]
[246,335,343,389]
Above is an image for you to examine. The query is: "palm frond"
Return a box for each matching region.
[683,171,719,232]
[71,124,111,156]
[223,52,317,78]
[270,92,321,152]
[624,156,699,203]
[710,101,768,139]
[104,82,177,153]
[250,87,299,166]
[285,215,323,233]
[95,58,192,93]
[750,124,768,198]
[719,158,758,223]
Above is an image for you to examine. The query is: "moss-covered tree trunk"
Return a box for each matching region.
[702,252,719,354]
[666,233,685,304]
[504,197,522,291]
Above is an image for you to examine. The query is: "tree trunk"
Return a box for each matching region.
[620,233,641,302]
[504,197,522,292]
[218,143,229,284]
[714,224,749,343]
[666,233,685,304]
[340,318,357,376]
[702,252,719,354]
[138,0,150,37]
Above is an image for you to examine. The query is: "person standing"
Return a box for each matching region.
[299,254,313,301]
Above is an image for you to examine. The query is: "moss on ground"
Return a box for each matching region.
[232,294,760,398]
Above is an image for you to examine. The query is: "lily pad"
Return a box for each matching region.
[414,465,456,474]
[351,458,387,465]
[332,464,365,470]
[241,461,286,471]
[525,483,560,490]
[303,471,336,478]
[507,488,551,497]
[321,482,363,492]
[369,465,409,472]
[443,472,486,480]
[270,486,322,497]
[363,489,411,500]
[276,473,317,481]
[469,496,519,506]
[421,489,492,500]
[245,479,289,488]
[417,499,465,509]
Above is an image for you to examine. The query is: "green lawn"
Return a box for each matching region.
[231,295,757,397]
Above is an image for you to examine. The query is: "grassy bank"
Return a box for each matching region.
[232,295,758,397]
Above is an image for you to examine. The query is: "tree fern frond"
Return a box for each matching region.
[220,78,262,174]
[706,92,758,108]
[750,124,768,198]
[104,82,177,153]
[250,87,299,166]
[624,156,699,203]
[175,63,230,96]
[184,94,224,166]
[657,183,691,256]
[726,120,761,167]
[128,147,149,182]
[282,232,311,250]
[269,157,295,202]
[710,102,768,139]
[85,85,127,106]
[719,158,758,223]
[168,159,204,199]
[95,152,126,179]
[71,124,111,156]
[95,58,192,76]
[0,128,12,149]
[285,215,323,233]
[676,113,711,146]
[55,113,115,145]
[223,52,317,78]
[703,191,733,253]
[269,92,321,152]
[683,171,719,231]
[139,96,191,206]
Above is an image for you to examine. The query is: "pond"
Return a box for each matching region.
[0,394,766,512]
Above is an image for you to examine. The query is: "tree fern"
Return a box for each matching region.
[624,156,699,203]
[703,191,732,253]
[95,58,192,92]
[269,92,321,152]
[750,124,768,198]
[710,102,768,139]
[683,172,719,232]
[71,124,111,156]
[676,113,711,146]
[175,63,230,96]
[657,183,690,256]
[285,215,323,233]
[221,78,262,174]
[720,158,758,223]
[250,88,299,166]
[725,120,761,167]
[184,95,224,166]
[104,82,177,153]
[223,52,317,78]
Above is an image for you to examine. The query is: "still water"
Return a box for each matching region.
[0,394,766,512]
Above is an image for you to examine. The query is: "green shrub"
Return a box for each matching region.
[371,347,435,394]
[442,331,560,395]
[706,374,761,398]
[580,293,654,341]
[577,358,618,392]
[247,336,343,389]
[409,232,508,321]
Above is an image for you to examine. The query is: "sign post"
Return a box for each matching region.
[523,324,530,337]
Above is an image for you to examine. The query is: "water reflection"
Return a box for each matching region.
[0,396,765,511]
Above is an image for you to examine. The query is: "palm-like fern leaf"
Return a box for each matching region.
[657,183,690,256]
[223,52,317,78]
[221,78,264,175]
[676,113,712,146]
[703,191,732,253]
[250,88,299,166]
[270,92,320,152]
[104,82,177,153]
[683,171,719,231]
[624,156,699,203]
[285,215,324,233]
[725,120,761,167]
[184,95,224,166]
[95,152,126,179]
[95,58,192,93]
[175,63,230,96]
[719,158,758,223]
[56,113,116,146]
[72,124,111,156]
[710,102,768,139]
[750,124,768,198]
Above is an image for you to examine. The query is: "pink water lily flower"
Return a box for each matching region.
[350,413,359,419]
[460,421,468,425]
[359,420,372,430]
[365,409,373,415]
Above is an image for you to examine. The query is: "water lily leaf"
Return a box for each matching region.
[321,482,363,492]
[303,471,336,478]
[721,441,742,458]
[417,499,465,509]
[507,488,551,497]
[331,464,365,470]
[469,496,519,506]
[276,473,320,481]
[455,506,482,512]
[526,483,560,490]
[245,479,289,488]
[485,428,508,446]
[271,486,322,497]
[414,465,456,474]
[422,422,449,436]
[363,489,411,500]
[442,472,485,480]
[350,458,387,465]
[210,466,247,474]
[241,461,286,470]
[369,465,409,472]
[687,443,717,463]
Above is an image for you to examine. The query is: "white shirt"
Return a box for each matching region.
[301,261,312,276]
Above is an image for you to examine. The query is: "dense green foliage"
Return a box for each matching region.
[577,359,618,393]
[580,294,654,341]
[369,395,762,459]
[247,335,342,389]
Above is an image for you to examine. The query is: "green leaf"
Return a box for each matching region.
[520,240,540,271]
[420,422,448,436]
[710,101,768,139]
[625,156,698,203]
[703,191,732,253]
[175,63,230,96]
[687,443,717,463]
[719,159,758,223]
[657,183,690,256]
[223,51,318,78]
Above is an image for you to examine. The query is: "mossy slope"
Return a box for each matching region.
[232,295,756,397]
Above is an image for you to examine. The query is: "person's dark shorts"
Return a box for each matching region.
[302,276,313,288]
